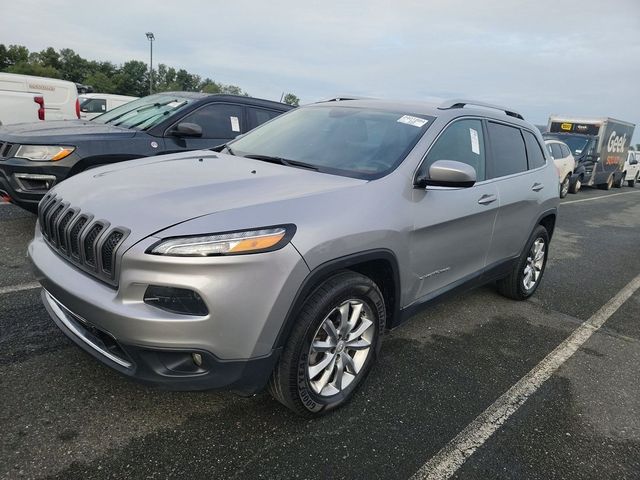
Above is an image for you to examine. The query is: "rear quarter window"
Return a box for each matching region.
[487,122,527,178]
[523,130,546,169]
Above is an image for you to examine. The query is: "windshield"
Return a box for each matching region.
[543,133,593,156]
[91,93,193,130]
[227,105,433,179]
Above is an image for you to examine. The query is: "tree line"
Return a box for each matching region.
[0,44,300,105]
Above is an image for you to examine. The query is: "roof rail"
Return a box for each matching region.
[438,99,524,120]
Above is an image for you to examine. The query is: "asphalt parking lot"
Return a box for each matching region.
[1,187,639,480]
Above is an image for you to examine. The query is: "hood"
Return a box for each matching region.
[0,120,136,142]
[48,151,365,244]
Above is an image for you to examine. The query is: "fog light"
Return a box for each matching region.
[192,353,203,367]
[143,285,209,316]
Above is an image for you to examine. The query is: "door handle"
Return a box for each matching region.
[478,194,497,205]
[532,183,544,192]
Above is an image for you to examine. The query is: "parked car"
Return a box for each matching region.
[623,150,640,187]
[29,98,559,416]
[79,93,139,120]
[545,139,576,197]
[0,92,293,212]
[0,90,44,125]
[0,73,80,121]
[543,116,635,191]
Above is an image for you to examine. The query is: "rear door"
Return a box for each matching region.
[409,118,498,300]
[485,122,546,266]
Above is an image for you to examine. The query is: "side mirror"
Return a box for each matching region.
[414,160,476,189]
[171,122,203,137]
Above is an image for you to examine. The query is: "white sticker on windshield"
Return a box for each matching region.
[230,116,240,132]
[397,115,428,128]
[470,128,480,155]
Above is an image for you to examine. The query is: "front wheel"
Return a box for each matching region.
[569,176,582,194]
[269,271,385,416]
[496,225,550,300]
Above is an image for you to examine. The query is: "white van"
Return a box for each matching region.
[0,91,43,125]
[623,151,640,187]
[79,93,138,119]
[0,73,79,121]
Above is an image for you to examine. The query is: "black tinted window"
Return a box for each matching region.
[550,143,563,160]
[180,103,244,139]
[560,144,571,158]
[488,122,527,177]
[247,108,282,129]
[523,131,546,169]
[420,119,485,181]
[80,98,106,113]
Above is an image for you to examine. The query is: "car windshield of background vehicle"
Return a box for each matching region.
[228,105,434,179]
[92,94,192,130]
[544,134,590,156]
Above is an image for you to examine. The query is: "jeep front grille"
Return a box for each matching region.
[38,194,129,287]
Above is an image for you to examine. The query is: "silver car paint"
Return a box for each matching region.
[29,100,559,364]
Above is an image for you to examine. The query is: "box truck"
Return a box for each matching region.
[543,116,635,192]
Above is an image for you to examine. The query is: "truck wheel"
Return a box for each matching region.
[268,271,385,416]
[629,174,638,188]
[614,173,625,188]
[560,175,570,198]
[569,176,582,194]
[496,225,549,301]
[599,176,613,190]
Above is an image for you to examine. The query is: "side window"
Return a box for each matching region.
[487,122,527,178]
[247,108,282,130]
[419,119,486,181]
[560,144,571,158]
[179,103,244,139]
[81,98,106,113]
[550,143,563,160]
[523,131,546,169]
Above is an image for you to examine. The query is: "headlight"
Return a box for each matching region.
[148,225,295,257]
[15,145,75,161]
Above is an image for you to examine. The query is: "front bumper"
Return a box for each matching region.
[0,157,72,212]
[29,227,310,392]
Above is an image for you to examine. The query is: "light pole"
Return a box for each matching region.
[145,32,155,95]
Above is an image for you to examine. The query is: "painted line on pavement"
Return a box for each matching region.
[562,189,640,205]
[0,282,41,295]
[410,272,640,480]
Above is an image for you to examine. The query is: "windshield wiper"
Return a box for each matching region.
[243,154,319,171]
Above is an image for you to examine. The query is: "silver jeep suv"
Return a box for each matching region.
[29,98,559,415]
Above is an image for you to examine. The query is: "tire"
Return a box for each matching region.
[569,176,582,194]
[599,175,613,190]
[559,175,570,198]
[629,174,638,188]
[496,225,550,301]
[614,173,625,188]
[268,271,385,416]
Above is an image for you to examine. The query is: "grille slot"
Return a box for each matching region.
[37,196,128,287]
[83,224,104,267]
[101,231,124,275]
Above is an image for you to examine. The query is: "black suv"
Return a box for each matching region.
[0,92,293,212]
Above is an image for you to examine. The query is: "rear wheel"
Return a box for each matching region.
[268,271,385,416]
[559,175,570,198]
[496,225,549,300]
[614,173,625,188]
[569,176,582,194]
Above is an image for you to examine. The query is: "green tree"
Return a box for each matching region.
[113,60,148,97]
[0,44,29,69]
[283,93,300,106]
[59,48,89,83]
[84,71,117,93]
[6,61,60,78]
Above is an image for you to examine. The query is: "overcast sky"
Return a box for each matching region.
[3,0,640,142]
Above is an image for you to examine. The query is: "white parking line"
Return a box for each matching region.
[562,189,640,205]
[410,272,640,480]
[0,282,41,295]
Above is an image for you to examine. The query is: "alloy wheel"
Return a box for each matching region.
[307,299,375,397]
[523,238,545,291]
